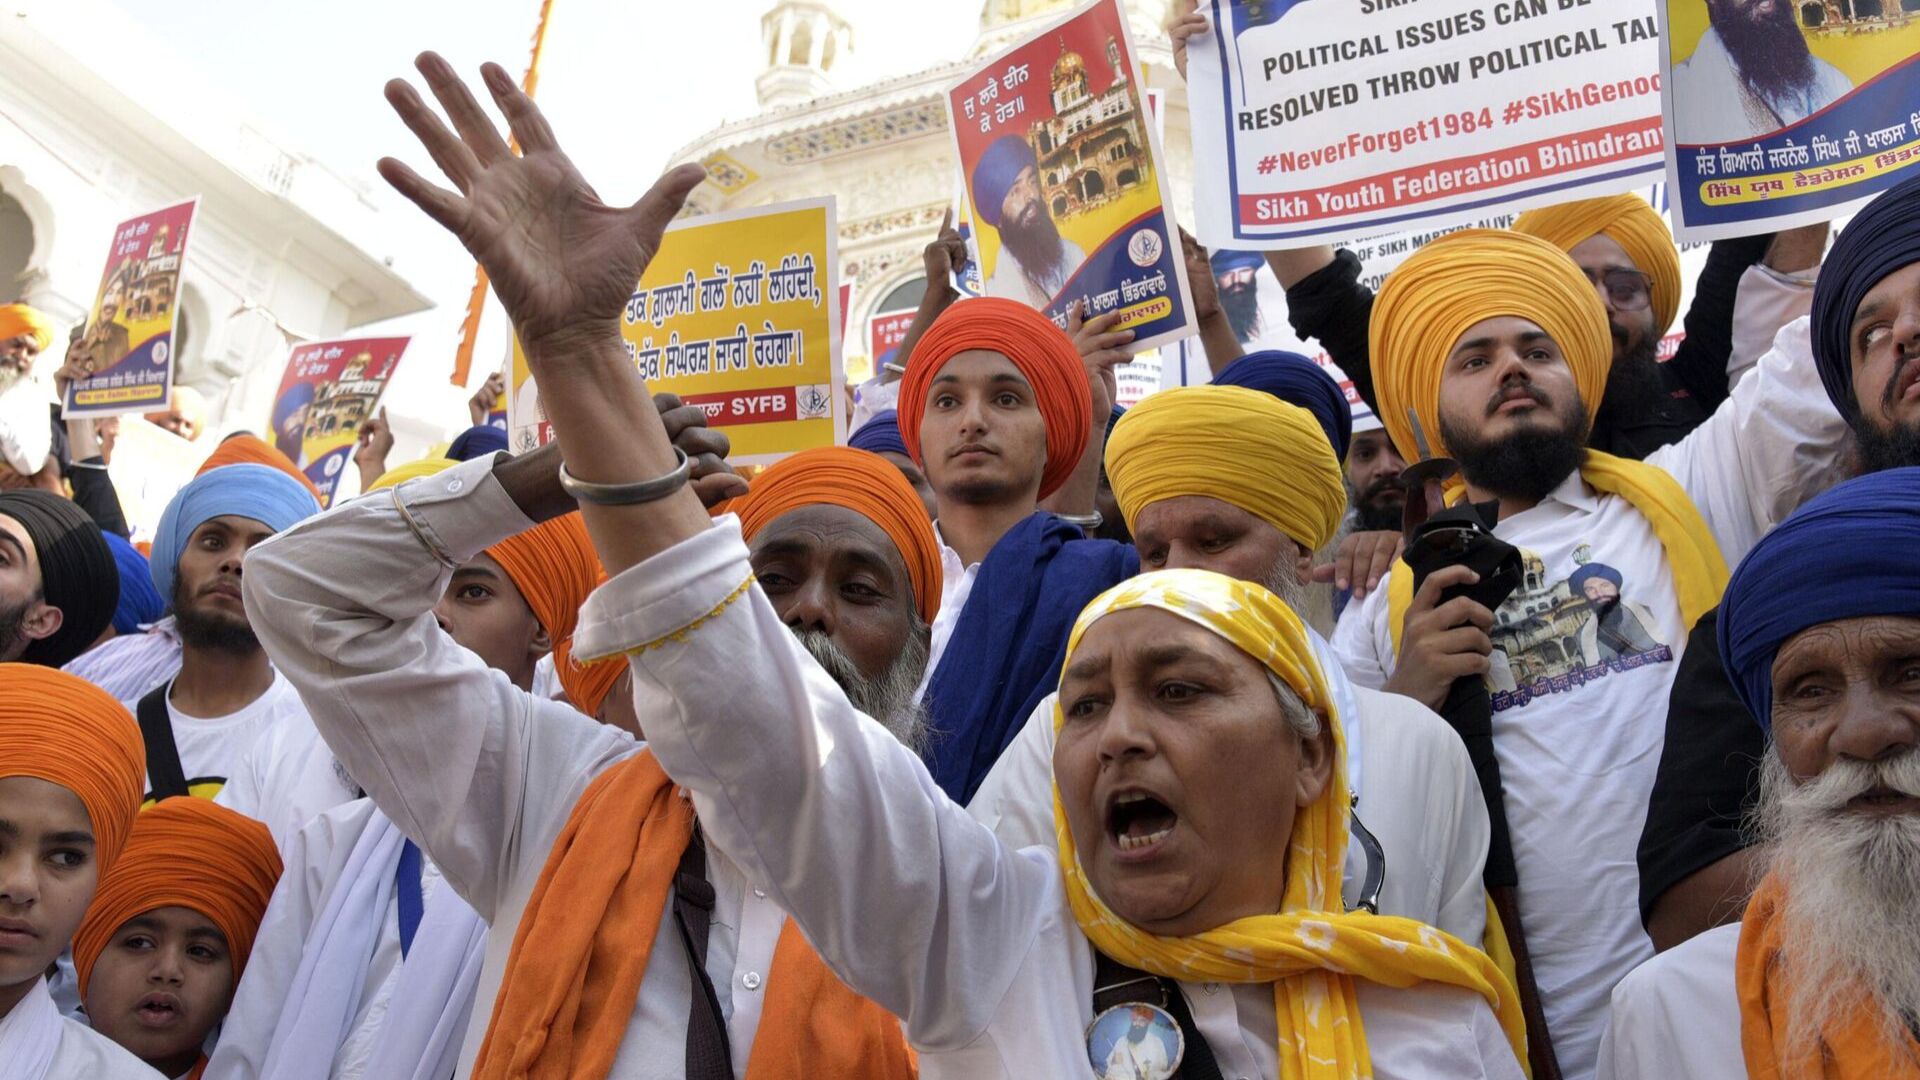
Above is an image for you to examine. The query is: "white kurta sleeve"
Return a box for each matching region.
[1331,584,1395,690]
[1725,264,1816,392]
[964,693,1059,851]
[574,519,1059,1052]
[1646,316,1848,567]
[240,455,635,918]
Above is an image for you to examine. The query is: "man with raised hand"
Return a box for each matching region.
[238,53,919,1080]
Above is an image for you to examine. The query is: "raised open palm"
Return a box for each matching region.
[377,53,706,356]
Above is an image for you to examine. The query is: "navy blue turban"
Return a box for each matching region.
[1213,350,1353,461]
[1719,466,1920,731]
[1811,172,1920,424]
[972,135,1039,228]
[103,531,162,635]
[848,410,908,457]
[151,462,320,605]
[447,424,509,462]
[1568,562,1623,595]
[1209,248,1263,277]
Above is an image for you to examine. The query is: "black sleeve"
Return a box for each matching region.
[1636,606,1766,926]
[1663,234,1774,415]
[1283,248,1380,415]
[66,457,130,539]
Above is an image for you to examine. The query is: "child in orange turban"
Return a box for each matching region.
[74,798,281,1080]
[0,665,152,1077]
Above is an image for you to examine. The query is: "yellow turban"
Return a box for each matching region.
[0,303,54,352]
[1513,194,1681,335]
[1052,570,1526,1079]
[369,456,456,492]
[1369,228,1611,464]
[1105,385,1345,552]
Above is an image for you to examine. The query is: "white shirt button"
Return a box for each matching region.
[1203,983,1220,994]
[752,888,766,899]
[446,478,464,493]
[741,971,762,990]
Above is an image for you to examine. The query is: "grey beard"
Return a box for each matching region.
[792,625,932,754]
[1755,749,1920,1053]
[1260,555,1308,614]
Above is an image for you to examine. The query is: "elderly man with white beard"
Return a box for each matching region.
[1598,467,1920,1079]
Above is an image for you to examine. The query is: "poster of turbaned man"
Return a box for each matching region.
[269,336,409,507]
[947,0,1197,351]
[64,198,199,419]
[1659,0,1920,241]
[1186,1,1668,249]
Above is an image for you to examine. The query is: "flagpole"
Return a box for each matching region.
[448,0,556,387]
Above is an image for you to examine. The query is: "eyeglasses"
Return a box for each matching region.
[1582,268,1651,312]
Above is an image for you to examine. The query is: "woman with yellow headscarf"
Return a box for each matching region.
[580,512,1531,1078]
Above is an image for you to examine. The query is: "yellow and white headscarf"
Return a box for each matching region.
[1051,569,1526,1079]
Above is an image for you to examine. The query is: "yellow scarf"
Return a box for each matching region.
[1388,451,1728,656]
[1052,571,1527,1079]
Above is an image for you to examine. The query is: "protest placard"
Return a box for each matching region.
[1659,0,1920,241]
[510,197,843,464]
[868,310,916,366]
[268,336,408,506]
[947,0,1196,351]
[1186,0,1666,248]
[64,198,199,419]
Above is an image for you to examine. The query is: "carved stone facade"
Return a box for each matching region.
[670,0,1188,382]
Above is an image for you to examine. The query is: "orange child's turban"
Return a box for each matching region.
[896,297,1091,501]
[1513,194,1682,335]
[733,446,944,626]
[0,665,145,874]
[554,618,624,721]
[1369,229,1611,465]
[197,434,324,502]
[72,797,282,999]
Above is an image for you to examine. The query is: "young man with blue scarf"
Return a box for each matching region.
[893,294,1139,804]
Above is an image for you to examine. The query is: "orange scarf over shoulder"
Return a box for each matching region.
[1738,873,1920,1079]
[471,750,915,1080]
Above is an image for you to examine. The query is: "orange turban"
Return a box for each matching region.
[733,447,943,625]
[486,512,601,644]
[72,797,281,1000]
[198,434,323,501]
[1513,194,1681,335]
[0,665,144,874]
[1369,229,1611,464]
[0,303,54,352]
[553,621,625,719]
[896,296,1090,500]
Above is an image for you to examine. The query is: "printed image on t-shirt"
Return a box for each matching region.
[1485,545,1675,712]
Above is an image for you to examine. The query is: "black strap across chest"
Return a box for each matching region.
[674,828,734,1080]
[135,681,189,801]
[1092,951,1224,1080]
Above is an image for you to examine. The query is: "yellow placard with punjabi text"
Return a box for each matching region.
[510,198,843,464]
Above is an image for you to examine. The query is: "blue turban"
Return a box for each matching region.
[1719,467,1920,731]
[102,532,162,635]
[447,424,508,462]
[1213,350,1353,462]
[1209,248,1264,277]
[1811,172,1920,425]
[150,463,320,605]
[1106,404,1126,438]
[847,410,908,458]
[1568,562,1624,595]
[972,135,1039,228]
